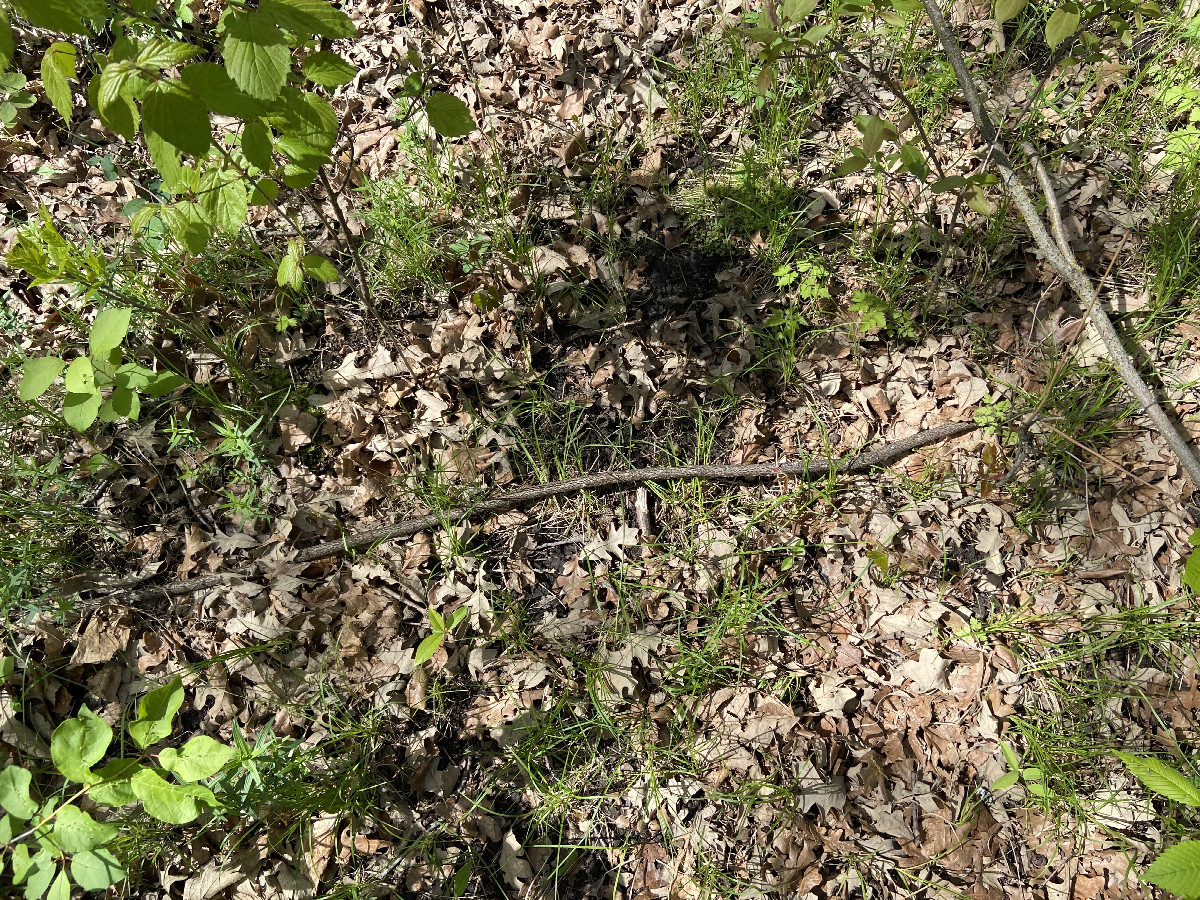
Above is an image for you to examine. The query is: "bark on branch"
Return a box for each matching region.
[919,0,1200,487]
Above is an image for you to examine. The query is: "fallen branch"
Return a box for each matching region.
[919,0,1200,487]
[99,420,977,604]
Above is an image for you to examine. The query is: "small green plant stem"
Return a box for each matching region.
[920,0,1200,487]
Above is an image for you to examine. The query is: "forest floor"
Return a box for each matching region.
[4,0,1200,898]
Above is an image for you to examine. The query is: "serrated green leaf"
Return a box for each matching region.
[130,768,215,824]
[0,766,38,819]
[94,64,138,139]
[0,11,14,72]
[136,38,202,70]
[1117,752,1200,805]
[63,357,96,395]
[414,633,444,665]
[1146,840,1200,898]
[196,166,249,234]
[50,706,112,785]
[89,758,143,807]
[129,674,184,749]
[260,0,357,38]
[302,51,356,87]
[40,42,76,122]
[180,62,267,119]
[143,80,211,157]
[1046,2,1080,48]
[19,357,64,401]
[277,241,304,290]
[159,735,235,782]
[272,89,337,168]
[71,848,126,891]
[89,307,131,356]
[222,11,290,101]
[426,92,475,138]
[242,119,274,170]
[301,253,339,281]
[145,129,185,192]
[159,201,212,254]
[10,0,87,34]
[63,392,102,431]
[52,803,118,852]
[995,0,1028,21]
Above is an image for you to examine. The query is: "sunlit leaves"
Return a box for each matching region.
[40,42,76,121]
[222,10,290,101]
[1046,1,1081,48]
[143,80,211,157]
[303,51,356,87]
[427,92,475,137]
[18,357,64,401]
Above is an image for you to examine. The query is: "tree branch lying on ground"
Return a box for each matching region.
[77,420,978,605]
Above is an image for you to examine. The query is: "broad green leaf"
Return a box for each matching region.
[52,803,118,852]
[898,142,928,180]
[426,92,475,138]
[143,80,211,157]
[129,674,184,749]
[242,119,274,170]
[50,706,112,784]
[0,766,38,819]
[180,62,266,119]
[222,11,290,101]
[95,64,139,139]
[19,357,64,401]
[995,0,1028,21]
[854,114,897,157]
[965,183,992,215]
[301,253,339,281]
[931,174,970,192]
[834,153,870,177]
[145,129,185,192]
[428,608,446,632]
[1185,549,1200,593]
[780,0,819,23]
[46,869,70,900]
[89,307,131,356]
[197,167,249,234]
[62,391,102,431]
[0,11,14,72]
[100,388,139,423]
[143,370,187,397]
[448,607,470,630]
[260,0,357,38]
[800,22,833,45]
[453,861,472,899]
[40,42,76,122]
[71,848,126,891]
[0,811,14,843]
[272,89,337,167]
[1045,2,1080,48]
[11,843,32,885]
[22,848,56,899]
[89,758,143,807]
[159,201,212,254]
[0,656,14,677]
[136,38,201,70]
[250,177,280,205]
[414,633,443,665]
[1117,752,1200,805]
[159,735,235,782]
[1000,741,1020,770]
[1146,840,1200,898]
[302,51,356,87]
[130,768,216,824]
[63,357,96,395]
[9,0,86,34]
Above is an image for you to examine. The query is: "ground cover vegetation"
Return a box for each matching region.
[1,0,1200,897]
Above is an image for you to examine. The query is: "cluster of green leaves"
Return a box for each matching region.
[0,671,236,898]
[0,70,33,129]
[16,305,183,431]
[414,605,469,666]
[1185,528,1200,595]
[0,0,475,259]
[1117,752,1200,898]
[994,0,1159,58]
[849,290,915,339]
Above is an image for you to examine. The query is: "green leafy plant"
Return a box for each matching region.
[0,0,475,262]
[1116,752,1200,898]
[0,673,236,897]
[1184,528,1200,595]
[991,739,1050,800]
[414,605,470,666]
[0,70,33,129]
[848,290,915,340]
[16,305,184,431]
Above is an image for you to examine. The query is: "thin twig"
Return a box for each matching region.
[919,0,1200,486]
[96,421,977,604]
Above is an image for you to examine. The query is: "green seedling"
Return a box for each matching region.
[1116,752,1200,898]
[414,605,470,666]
